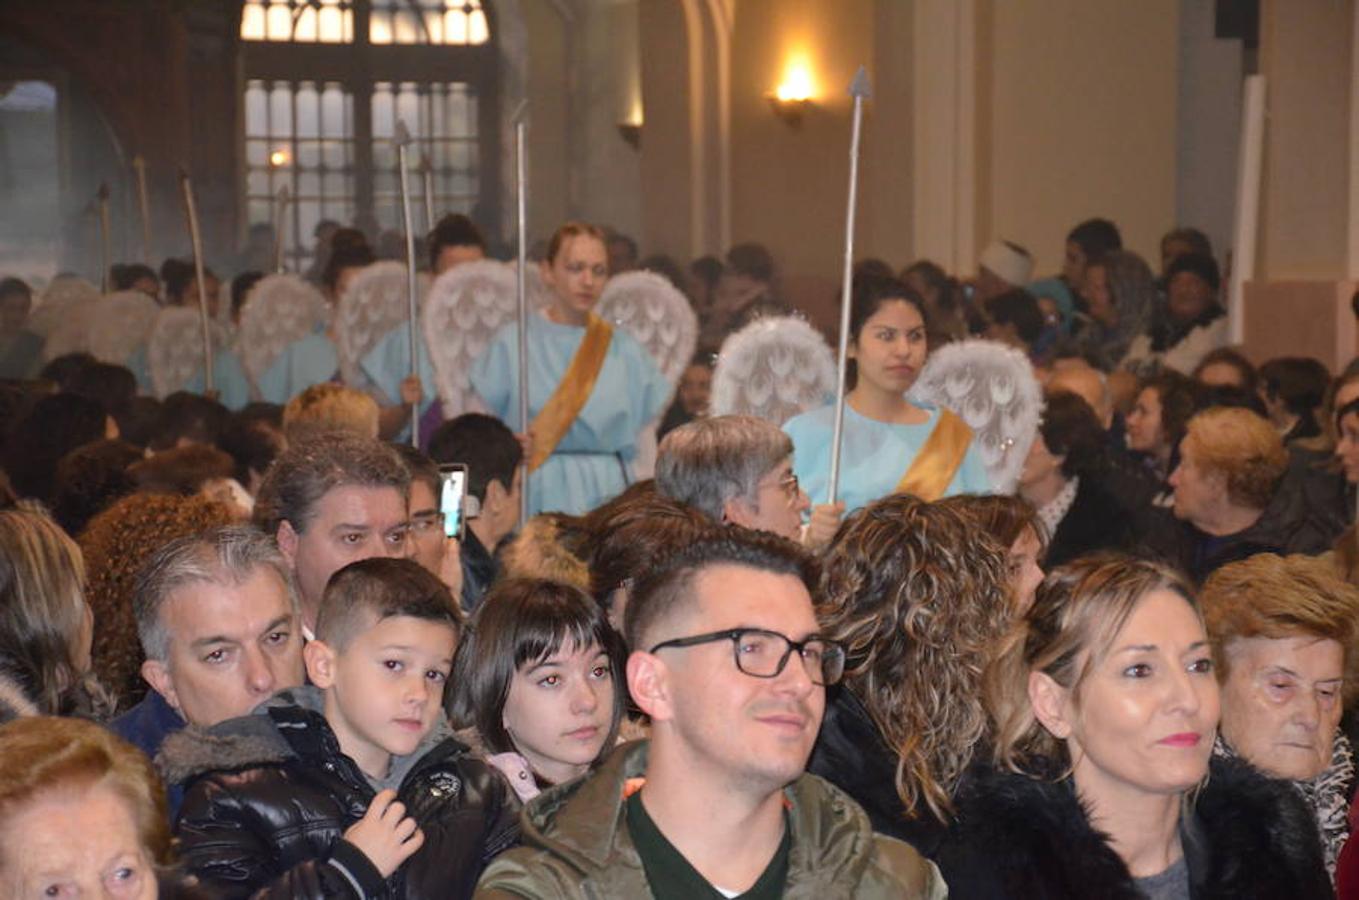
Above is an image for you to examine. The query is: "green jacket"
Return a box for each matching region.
[475,740,947,899]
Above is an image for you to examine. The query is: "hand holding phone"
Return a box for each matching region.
[438,463,468,540]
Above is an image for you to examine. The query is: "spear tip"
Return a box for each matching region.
[394,120,413,146]
[848,65,872,100]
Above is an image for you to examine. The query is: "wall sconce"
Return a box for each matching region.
[616,122,641,150]
[768,58,815,127]
[268,148,291,168]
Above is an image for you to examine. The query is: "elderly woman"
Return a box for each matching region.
[810,493,1014,856]
[0,716,202,897]
[1199,553,1359,881]
[936,555,1331,898]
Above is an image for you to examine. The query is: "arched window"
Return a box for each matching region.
[240,0,498,270]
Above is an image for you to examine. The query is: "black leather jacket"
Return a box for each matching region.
[161,688,519,900]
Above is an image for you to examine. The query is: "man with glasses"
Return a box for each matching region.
[252,430,413,638]
[655,415,842,549]
[475,530,945,898]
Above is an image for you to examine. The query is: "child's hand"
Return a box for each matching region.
[343,789,425,878]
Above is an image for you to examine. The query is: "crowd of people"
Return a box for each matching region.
[0,211,1357,899]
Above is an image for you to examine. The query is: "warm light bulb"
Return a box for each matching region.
[775,59,815,102]
[269,149,290,167]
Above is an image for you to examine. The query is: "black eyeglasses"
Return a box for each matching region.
[649,628,845,686]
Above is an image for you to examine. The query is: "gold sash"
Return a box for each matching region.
[528,313,613,472]
[894,408,973,501]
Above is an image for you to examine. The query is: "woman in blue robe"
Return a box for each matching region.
[784,273,990,517]
[471,222,671,517]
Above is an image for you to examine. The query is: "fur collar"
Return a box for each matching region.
[941,755,1330,899]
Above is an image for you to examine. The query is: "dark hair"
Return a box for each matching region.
[583,481,715,609]
[625,529,817,651]
[322,242,375,293]
[253,431,410,537]
[110,264,157,292]
[159,258,193,303]
[1140,370,1203,455]
[38,352,96,391]
[150,392,230,451]
[391,442,440,498]
[317,557,460,651]
[1066,218,1123,261]
[65,363,137,419]
[853,258,895,280]
[50,439,142,537]
[850,272,926,344]
[128,444,235,495]
[638,254,688,293]
[1165,251,1221,294]
[2,393,108,501]
[902,260,961,317]
[0,277,32,302]
[1200,384,1268,418]
[1337,397,1359,431]
[217,414,285,488]
[689,256,724,292]
[427,413,522,503]
[987,288,1045,345]
[1038,391,1109,479]
[428,214,486,270]
[115,397,163,450]
[231,271,265,320]
[1259,356,1330,419]
[725,242,775,282]
[447,578,626,763]
[1193,347,1259,394]
[1160,227,1213,262]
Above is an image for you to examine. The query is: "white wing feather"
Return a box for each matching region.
[424,260,519,418]
[334,261,416,388]
[88,291,160,364]
[712,316,836,426]
[236,274,329,386]
[908,338,1043,494]
[596,271,697,387]
[146,307,229,398]
[31,276,100,345]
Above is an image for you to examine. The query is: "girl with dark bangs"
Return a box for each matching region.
[447,578,627,801]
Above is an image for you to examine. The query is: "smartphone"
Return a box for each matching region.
[438,463,468,540]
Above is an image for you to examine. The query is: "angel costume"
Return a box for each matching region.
[784,402,992,514]
[470,312,671,517]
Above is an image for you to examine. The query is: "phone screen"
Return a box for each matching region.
[438,464,468,539]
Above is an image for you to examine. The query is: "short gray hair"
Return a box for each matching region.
[133,525,300,661]
[655,415,793,522]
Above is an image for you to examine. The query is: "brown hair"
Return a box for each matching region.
[0,716,170,867]
[545,221,607,266]
[317,557,461,651]
[0,510,89,714]
[1182,406,1288,509]
[253,431,409,537]
[80,493,235,708]
[582,480,715,606]
[988,555,1197,774]
[282,384,380,441]
[1201,553,1359,702]
[936,494,1046,554]
[818,494,1013,821]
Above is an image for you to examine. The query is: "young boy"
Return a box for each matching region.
[163,557,518,899]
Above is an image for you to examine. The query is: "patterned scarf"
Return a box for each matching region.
[1215,732,1354,880]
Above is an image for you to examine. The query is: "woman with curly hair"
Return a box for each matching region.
[937,494,1046,612]
[808,493,1014,856]
[79,492,235,710]
[936,555,1330,898]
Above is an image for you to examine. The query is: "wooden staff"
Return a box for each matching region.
[178,168,215,395]
[827,66,872,504]
[273,185,291,273]
[132,156,152,264]
[96,183,112,293]
[394,120,421,446]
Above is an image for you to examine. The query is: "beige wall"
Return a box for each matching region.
[1257,0,1353,280]
[522,0,570,244]
[986,0,1179,277]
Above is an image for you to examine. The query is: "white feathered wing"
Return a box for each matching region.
[88,291,160,365]
[711,316,837,426]
[146,307,229,399]
[333,261,416,394]
[236,274,329,392]
[908,338,1043,494]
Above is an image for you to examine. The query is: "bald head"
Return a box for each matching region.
[1047,364,1111,429]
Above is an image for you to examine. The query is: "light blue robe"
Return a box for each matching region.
[126,344,250,410]
[358,323,440,440]
[783,401,992,515]
[254,331,339,406]
[471,313,672,516]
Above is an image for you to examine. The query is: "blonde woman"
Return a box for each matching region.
[936,555,1330,899]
